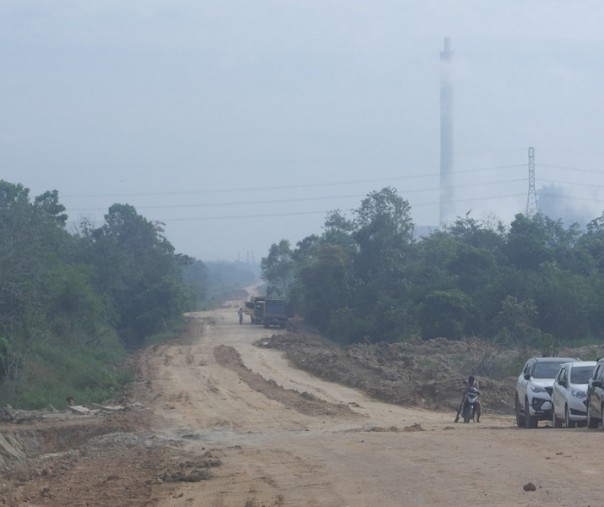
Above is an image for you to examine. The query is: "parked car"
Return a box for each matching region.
[551,360,596,428]
[587,358,604,429]
[515,356,578,428]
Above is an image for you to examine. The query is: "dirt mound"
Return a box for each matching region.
[256,333,518,415]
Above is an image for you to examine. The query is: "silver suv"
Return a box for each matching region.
[515,356,578,428]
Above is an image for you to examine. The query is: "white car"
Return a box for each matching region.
[515,356,578,428]
[552,360,597,428]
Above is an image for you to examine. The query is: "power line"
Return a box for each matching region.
[538,178,604,189]
[163,210,334,222]
[153,190,604,224]
[145,193,529,223]
[539,163,604,175]
[71,180,604,225]
[61,163,527,199]
[65,177,529,213]
[58,159,604,224]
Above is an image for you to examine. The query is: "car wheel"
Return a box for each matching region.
[515,395,525,427]
[525,397,537,428]
[552,409,563,428]
[565,405,576,428]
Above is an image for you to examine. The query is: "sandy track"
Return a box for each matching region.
[139,306,603,507]
[3,304,601,506]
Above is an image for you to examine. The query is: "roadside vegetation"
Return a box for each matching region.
[261,187,604,355]
[0,180,256,409]
[5,178,602,409]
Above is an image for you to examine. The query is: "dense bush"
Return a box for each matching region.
[262,187,604,348]
[0,181,195,407]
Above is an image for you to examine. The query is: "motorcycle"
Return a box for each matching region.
[461,387,481,423]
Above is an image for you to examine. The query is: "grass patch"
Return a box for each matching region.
[0,334,133,410]
[0,317,189,410]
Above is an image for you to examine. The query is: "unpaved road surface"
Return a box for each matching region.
[2,304,603,506]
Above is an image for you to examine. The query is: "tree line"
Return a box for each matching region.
[261,187,604,351]
[0,180,219,406]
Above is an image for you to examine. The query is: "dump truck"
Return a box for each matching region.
[262,298,289,329]
[244,296,266,324]
[244,296,291,327]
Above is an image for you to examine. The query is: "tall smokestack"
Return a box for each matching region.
[440,36,454,224]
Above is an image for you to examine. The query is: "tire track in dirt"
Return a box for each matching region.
[213,344,359,419]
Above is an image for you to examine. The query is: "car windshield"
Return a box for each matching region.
[570,366,594,384]
[533,361,566,379]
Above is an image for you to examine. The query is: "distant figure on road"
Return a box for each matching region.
[238,307,244,325]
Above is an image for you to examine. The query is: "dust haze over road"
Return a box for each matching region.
[2,301,603,506]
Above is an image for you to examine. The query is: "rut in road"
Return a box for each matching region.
[213,344,358,418]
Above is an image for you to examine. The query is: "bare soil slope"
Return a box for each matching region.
[1,304,603,506]
[256,326,518,415]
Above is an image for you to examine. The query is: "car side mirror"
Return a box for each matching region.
[592,380,602,388]
[524,372,531,380]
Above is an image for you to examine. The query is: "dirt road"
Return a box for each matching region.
[2,305,603,506]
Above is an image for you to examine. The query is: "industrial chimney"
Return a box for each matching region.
[440,37,454,224]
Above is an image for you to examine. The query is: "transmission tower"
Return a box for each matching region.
[526,146,538,217]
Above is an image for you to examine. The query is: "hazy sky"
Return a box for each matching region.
[2,1,604,261]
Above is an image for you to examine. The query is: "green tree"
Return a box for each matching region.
[261,239,294,297]
[576,213,604,274]
[504,214,553,270]
[353,187,414,286]
[533,263,594,342]
[0,183,70,352]
[263,190,604,347]
[419,289,476,340]
[411,217,505,339]
[46,263,108,345]
[296,243,353,331]
[492,295,540,346]
[181,259,209,306]
[76,204,190,347]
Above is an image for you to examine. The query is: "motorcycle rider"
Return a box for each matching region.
[454,375,481,423]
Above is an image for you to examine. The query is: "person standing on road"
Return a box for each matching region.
[454,375,481,423]
[238,307,244,324]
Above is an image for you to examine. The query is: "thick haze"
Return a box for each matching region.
[2,1,603,261]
